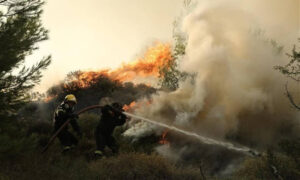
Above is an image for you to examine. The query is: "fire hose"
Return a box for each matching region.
[42,105,103,153]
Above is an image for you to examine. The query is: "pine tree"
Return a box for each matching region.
[0,0,51,118]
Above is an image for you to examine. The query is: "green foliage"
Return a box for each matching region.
[275,39,300,110]
[158,32,188,91]
[0,0,51,117]
[275,41,300,82]
[0,118,39,161]
[0,2,52,177]
[173,34,187,57]
[156,0,199,91]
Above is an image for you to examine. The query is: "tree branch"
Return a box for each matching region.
[285,82,300,110]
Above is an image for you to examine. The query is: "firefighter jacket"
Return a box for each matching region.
[97,105,126,135]
[53,102,81,133]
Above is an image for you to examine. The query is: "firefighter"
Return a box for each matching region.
[94,102,127,157]
[53,94,82,153]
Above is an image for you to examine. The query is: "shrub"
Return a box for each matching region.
[89,152,204,180]
[234,151,300,180]
[78,113,99,139]
[0,153,96,180]
[0,119,39,161]
[27,120,52,136]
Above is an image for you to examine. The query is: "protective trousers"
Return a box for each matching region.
[95,125,118,153]
[56,127,78,147]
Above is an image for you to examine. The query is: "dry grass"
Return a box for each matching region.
[89,152,204,180]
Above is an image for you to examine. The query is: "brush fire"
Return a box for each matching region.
[44,42,171,102]
[65,42,173,89]
[35,0,300,178]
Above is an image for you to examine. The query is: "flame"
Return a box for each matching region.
[123,101,137,111]
[122,99,153,112]
[65,42,173,88]
[159,130,170,145]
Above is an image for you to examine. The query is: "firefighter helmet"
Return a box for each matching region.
[64,94,77,104]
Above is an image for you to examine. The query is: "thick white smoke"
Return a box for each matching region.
[124,0,300,147]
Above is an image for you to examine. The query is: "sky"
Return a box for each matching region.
[27,0,184,92]
[25,0,300,92]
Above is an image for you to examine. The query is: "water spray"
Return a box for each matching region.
[123,112,261,157]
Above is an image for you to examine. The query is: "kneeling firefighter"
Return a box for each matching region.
[94,102,127,157]
[53,94,82,152]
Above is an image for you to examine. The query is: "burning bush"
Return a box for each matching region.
[45,73,156,112]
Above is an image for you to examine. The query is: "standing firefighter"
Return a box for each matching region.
[94,102,127,157]
[53,94,82,153]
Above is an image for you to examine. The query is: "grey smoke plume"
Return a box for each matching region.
[124,0,300,147]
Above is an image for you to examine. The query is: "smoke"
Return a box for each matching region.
[155,144,188,162]
[124,0,300,147]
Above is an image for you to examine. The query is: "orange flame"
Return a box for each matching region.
[66,42,173,88]
[159,130,170,145]
[123,101,137,111]
[122,99,153,112]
